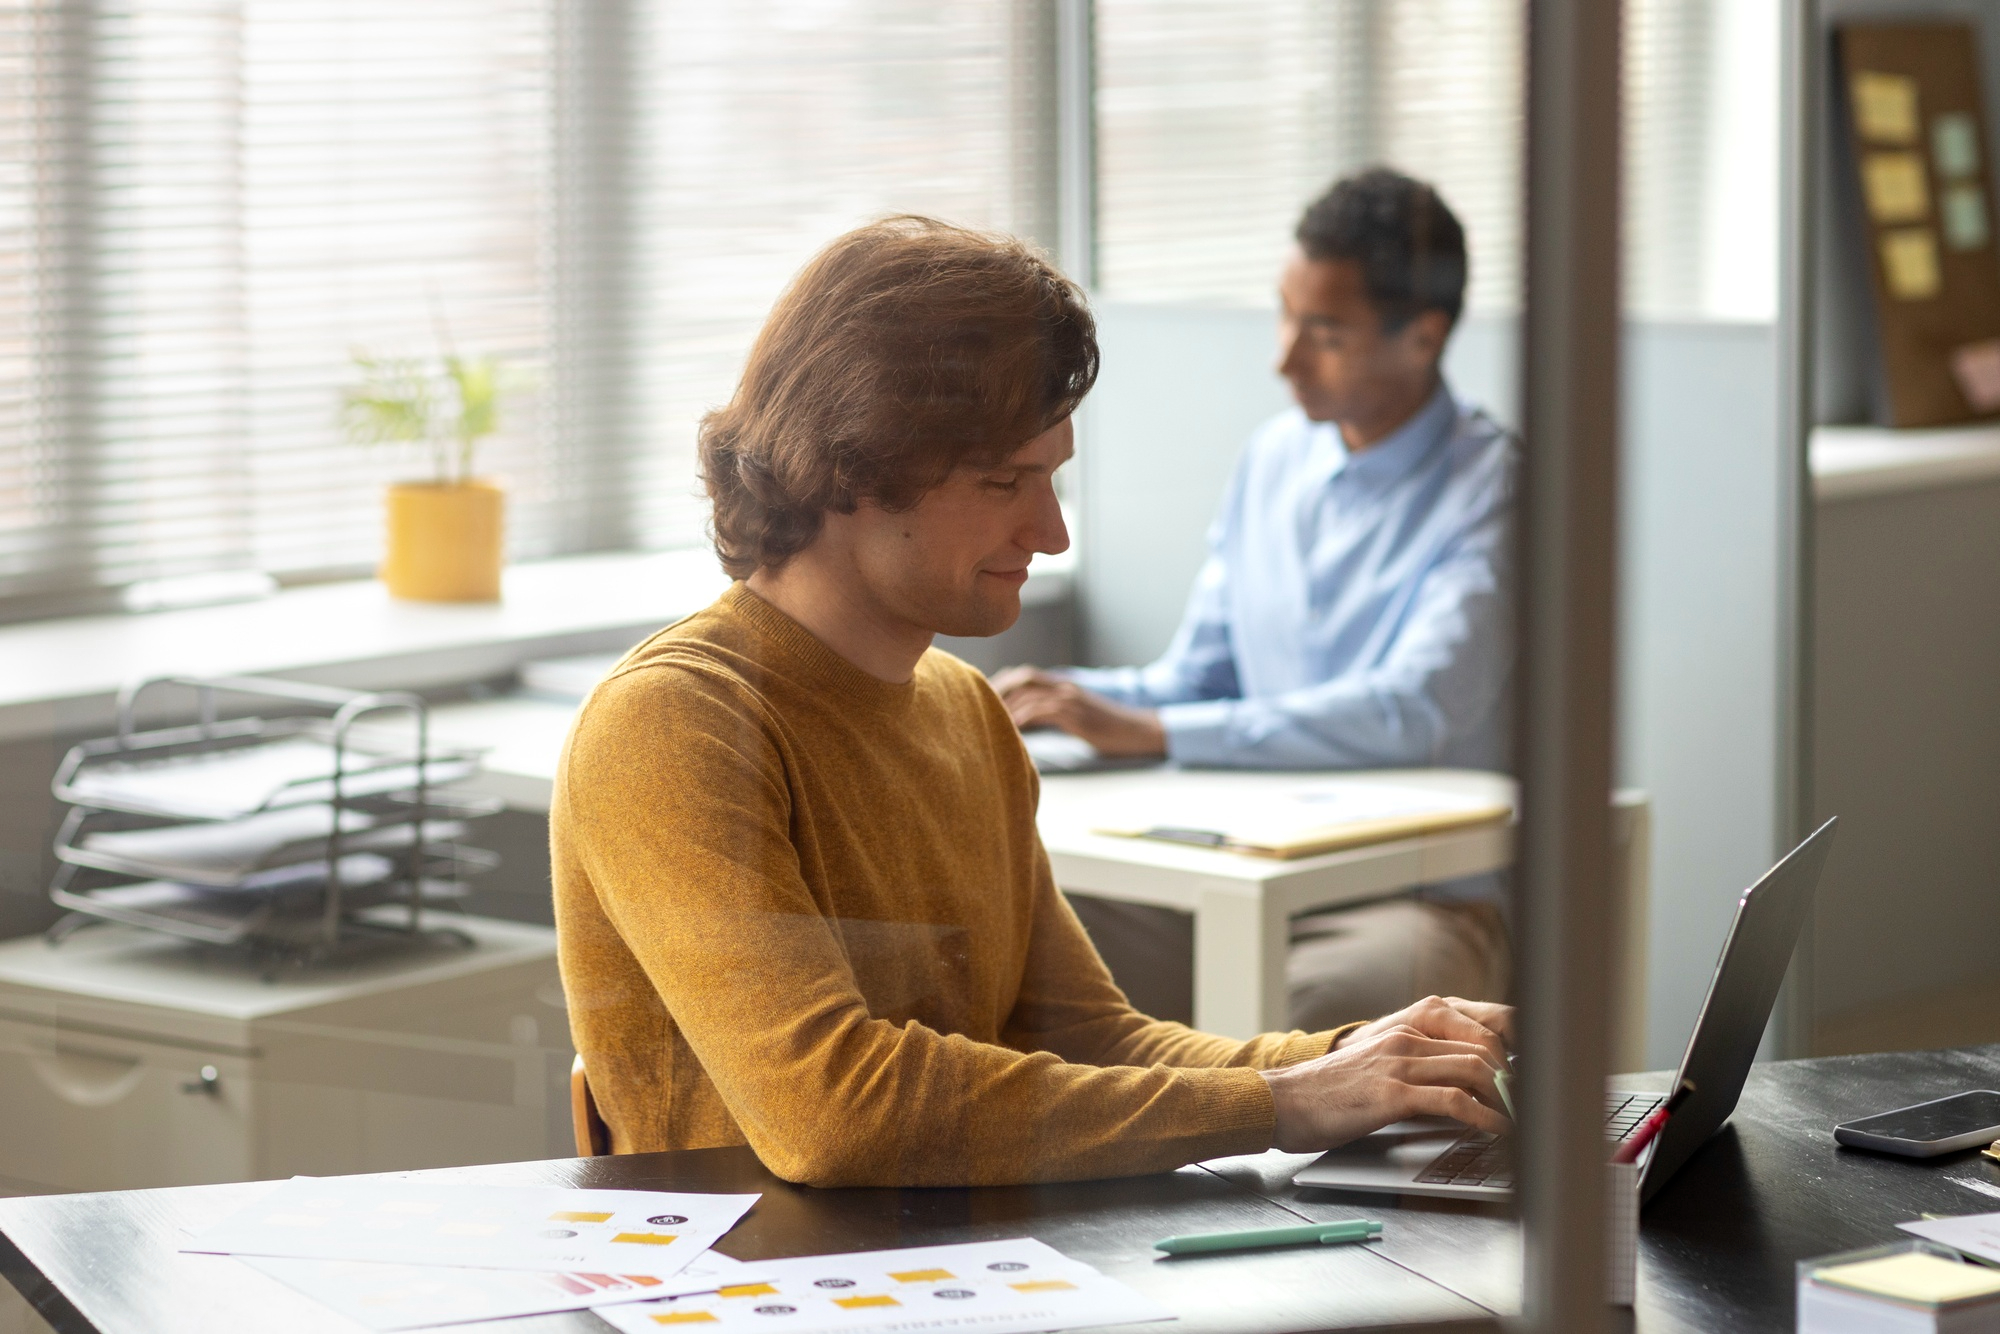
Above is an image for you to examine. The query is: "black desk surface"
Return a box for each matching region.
[5,1046,2000,1334]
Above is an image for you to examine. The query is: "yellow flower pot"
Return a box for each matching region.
[380,480,505,602]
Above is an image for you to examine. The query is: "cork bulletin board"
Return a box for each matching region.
[1836,23,2000,427]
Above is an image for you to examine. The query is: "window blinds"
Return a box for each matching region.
[0,0,1770,612]
[0,0,1058,609]
[1094,0,1523,313]
[617,1,1058,549]
[1095,0,1777,321]
[0,0,552,608]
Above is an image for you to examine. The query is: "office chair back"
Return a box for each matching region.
[570,1053,610,1156]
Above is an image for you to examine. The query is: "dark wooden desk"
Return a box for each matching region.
[6,1046,2000,1333]
[1208,1045,2000,1331]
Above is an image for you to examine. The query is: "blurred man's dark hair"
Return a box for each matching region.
[1295,168,1468,332]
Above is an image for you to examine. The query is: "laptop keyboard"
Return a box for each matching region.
[1413,1091,1665,1190]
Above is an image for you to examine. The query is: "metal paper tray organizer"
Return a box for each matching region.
[47,675,501,963]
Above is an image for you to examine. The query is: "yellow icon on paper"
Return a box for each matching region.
[1881,227,1942,299]
[612,1232,679,1245]
[650,1313,718,1325]
[1010,1279,1079,1293]
[718,1283,778,1298]
[833,1294,901,1309]
[1863,152,1931,222]
[1853,70,1920,144]
[889,1268,956,1283]
[549,1211,615,1223]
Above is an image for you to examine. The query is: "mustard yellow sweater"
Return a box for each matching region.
[551,584,1337,1187]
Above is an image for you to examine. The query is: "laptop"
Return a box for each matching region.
[1292,817,1838,1205]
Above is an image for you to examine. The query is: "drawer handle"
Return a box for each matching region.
[28,1047,145,1107]
[182,1065,221,1096]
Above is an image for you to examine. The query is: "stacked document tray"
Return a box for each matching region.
[48,675,499,961]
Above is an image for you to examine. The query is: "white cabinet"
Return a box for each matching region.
[0,917,573,1194]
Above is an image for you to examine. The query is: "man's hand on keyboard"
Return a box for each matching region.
[1262,1009,1513,1153]
[1333,995,1513,1071]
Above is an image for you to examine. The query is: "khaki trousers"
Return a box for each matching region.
[1065,893,1510,1032]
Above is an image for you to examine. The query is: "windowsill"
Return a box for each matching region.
[1812,422,2000,501]
[0,547,1077,745]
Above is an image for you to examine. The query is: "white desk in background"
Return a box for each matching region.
[429,695,1517,1039]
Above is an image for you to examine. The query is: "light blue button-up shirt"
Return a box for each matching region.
[1070,383,1516,773]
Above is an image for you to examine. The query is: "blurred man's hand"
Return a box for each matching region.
[992,666,1168,758]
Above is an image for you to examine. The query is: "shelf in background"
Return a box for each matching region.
[1812,421,2000,501]
[0,548,1075,746]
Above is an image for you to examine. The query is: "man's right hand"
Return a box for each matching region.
[1261,1004,1513,1152]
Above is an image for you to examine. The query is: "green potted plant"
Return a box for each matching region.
[343,349,509,602]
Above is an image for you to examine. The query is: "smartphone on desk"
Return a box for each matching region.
[1833,1090,2000,1158]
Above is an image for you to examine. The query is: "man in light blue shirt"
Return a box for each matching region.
[998,168,1514,1029]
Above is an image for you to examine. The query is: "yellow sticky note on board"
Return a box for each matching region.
[1010,1279,1079,1293]
[651,1314,719,1326]
[1854,70,1920,144]
[1863,152,1931,222]
[890,1269,955,1283]
[718,1284,778,1298]
[833,1294,900,1309]
[550,1211,614,1223]
[612,1231,679,1245]
[1881,227,1942,298]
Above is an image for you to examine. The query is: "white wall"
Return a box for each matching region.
[1077,305,1787,1071]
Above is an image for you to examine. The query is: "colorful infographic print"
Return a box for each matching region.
[595,1239,1173,1334]
[184,1179,759,1279]
[243,1250,767,1332]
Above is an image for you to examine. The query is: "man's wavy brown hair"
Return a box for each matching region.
[699,216,1098,578]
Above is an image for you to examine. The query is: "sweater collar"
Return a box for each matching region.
[723,582,920,708]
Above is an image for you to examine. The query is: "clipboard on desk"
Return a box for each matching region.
[1090,783,1512,860]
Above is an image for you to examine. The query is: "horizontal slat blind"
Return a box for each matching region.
[0,0,553,606]
[620,1,1057,549]
[1097,0,1776,322]
[1094,0,1523,313]
[0,0,1058,607]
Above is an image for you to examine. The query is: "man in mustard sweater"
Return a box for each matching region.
[551,216,1512,1187]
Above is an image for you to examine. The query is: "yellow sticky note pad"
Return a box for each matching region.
[1853,70,1920,144]
[1010,1279,1078,1293]
[1863,152,1931,222]
[1881,228,1942,298]
[612,1232,679,1246]
[1815,1252,2000,1306]
[650,1313,719,1326]
[718,1283,778,1298]
[889,1268,955,1283]
[549,1211,614,1223]
[833,1294,900,1309]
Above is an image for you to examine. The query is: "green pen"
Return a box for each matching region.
[1153,1220,1383,1255]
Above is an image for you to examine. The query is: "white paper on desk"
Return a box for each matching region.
[595,1238,1173,1334]
[1900,1212,2000,1262]
[183,1179,759,1279]
[240,1249,764,1331]
[1090,782,1505,850]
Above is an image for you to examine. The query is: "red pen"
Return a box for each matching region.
[1612,1079,1696,1165]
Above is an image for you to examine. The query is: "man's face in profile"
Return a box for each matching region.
[1276,248,1448,438]
[845,416,1074,642]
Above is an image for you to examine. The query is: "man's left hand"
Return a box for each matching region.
[1333,995,1513,1070]
[992,667,1168,759]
